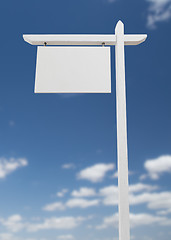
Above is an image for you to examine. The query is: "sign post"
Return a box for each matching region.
[115,20,130,240]
[23,20,147,240]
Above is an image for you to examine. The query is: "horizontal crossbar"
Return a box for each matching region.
[23,34,147,46]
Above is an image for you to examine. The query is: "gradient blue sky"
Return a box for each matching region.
[0,0,171,240]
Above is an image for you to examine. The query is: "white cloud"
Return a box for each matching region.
[62,164,75,169]
[146,192,171,211]
[128,191,171,216]
[57,235,74,240]
[146,0,171,28]
[25,238,37,240]
[0,233,13,240]
[157,209,171,215]
[129,183,158,192]
[27,216,85,232]
[57,189,68,198]
[0,233,37,240]
[0,215,25,232]
[96,212,169,229]
[96,214,117,229]
[77,163,115,183]
[66,198,99,208]
[71,187,96,197]
[0,157,28,179]
[43,182,161,212]
[141,155,171,180]
[43,193,99,211]
[0,215,85,233]
[99,185,118,206]
[99,183,157,206]
[130,213,167,227]
[43,202,65,211]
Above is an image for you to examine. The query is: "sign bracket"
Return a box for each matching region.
[23,33,147,46]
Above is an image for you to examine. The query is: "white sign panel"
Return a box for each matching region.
[35,47,111,93]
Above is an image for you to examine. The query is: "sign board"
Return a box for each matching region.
[35,46,111,93]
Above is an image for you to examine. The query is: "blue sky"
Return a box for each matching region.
[0,0,171,240]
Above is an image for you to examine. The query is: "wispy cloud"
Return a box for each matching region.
[57,189,68,198]
[0,157,28,179]
[57,235,74,240]
[43,197,99,211]
[140,155,171,180]
[146,0,171,28]
[62,163,75,170]
[77,163,115,183]
[9,120,15,127]
[71,187,96,197]
[66,198,99,208]
[107,0,117,3]
[43,202,66,211]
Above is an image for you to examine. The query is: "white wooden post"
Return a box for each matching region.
[115,20,130,240]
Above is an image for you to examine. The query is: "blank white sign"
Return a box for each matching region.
[35,47,111,93]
